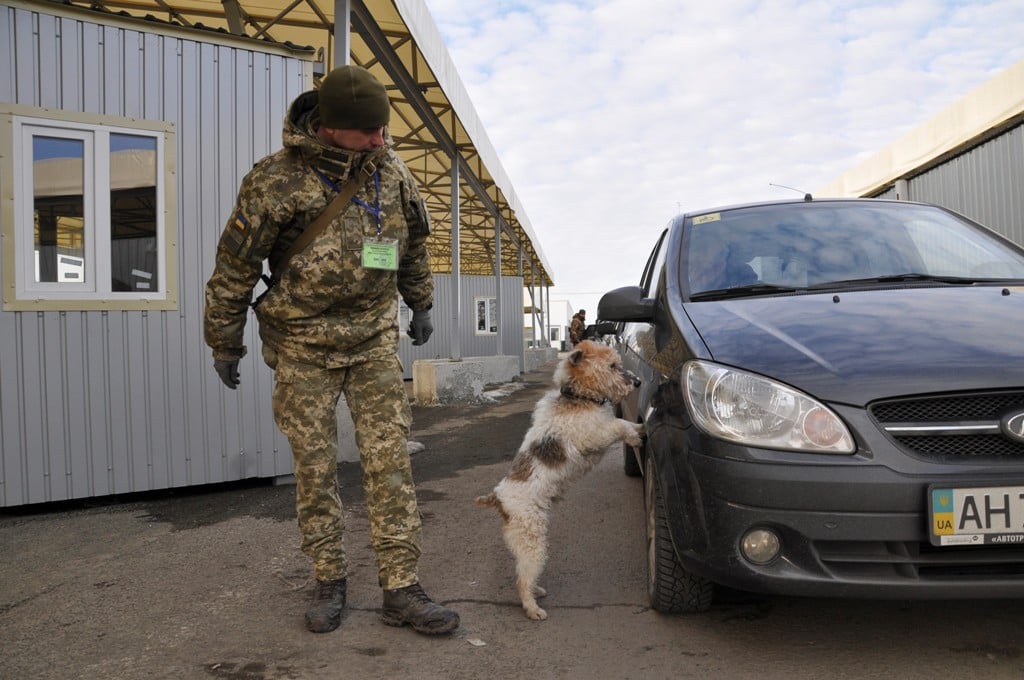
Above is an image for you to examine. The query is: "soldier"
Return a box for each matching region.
[569,309,586,346]
[204,65,459,635]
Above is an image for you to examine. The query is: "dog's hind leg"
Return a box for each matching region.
[503,511,549,621]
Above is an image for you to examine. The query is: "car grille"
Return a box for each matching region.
[817,540,1024,579]
[869,391,1024,459]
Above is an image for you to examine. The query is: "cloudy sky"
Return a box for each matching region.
[418,0,1024,318]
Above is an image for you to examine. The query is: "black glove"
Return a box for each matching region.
[214,359,240,389]
[407,309,433,346]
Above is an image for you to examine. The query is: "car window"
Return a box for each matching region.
[640,228,669,296]
[682,202,1024,296]
[903,218,1024,277]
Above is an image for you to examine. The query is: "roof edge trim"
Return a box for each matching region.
[21,0,316,57]
[816,59,1024,198]
[392,0,553,278]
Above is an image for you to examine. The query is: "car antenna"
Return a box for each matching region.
[769,183,813,201]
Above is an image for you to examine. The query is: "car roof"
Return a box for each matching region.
[676,196,936,221]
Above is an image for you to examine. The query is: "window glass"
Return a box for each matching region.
[683,202,1024,296]
[32,136,86,284]
[475,296,497,334]
[639,229,668,296]
[109,133,158,292]
[902,215,1024,277]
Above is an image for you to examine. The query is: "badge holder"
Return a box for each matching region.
[351,169,398,271]
[362,237,399,270]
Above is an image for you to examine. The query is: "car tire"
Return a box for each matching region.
[623,440,643,477]
[644,452,714,613]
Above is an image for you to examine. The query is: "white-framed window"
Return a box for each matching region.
[549,326,560,342]
[1,105,177,311]
[475,296,497,335]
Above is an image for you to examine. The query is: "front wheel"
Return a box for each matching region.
[644,452,714,613]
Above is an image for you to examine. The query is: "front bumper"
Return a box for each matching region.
[650,415,1024,600]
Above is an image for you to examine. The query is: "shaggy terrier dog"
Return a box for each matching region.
[476,340,644,620]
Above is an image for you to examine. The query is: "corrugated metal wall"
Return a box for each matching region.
[398,274,525,378]
[872,122,1024,244]
[0,3,308,506]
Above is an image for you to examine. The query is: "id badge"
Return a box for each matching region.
[362,237,399,270]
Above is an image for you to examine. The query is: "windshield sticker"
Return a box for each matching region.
[693,213,721,225]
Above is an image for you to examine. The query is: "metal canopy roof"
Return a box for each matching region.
[47,0,554,287]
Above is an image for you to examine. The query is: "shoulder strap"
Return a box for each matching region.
[272,159,377,281]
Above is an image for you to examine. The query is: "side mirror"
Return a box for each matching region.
[597,285,655,322]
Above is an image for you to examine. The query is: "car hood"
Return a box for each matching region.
[682,286,1024,406]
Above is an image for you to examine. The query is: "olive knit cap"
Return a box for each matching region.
[318,65,390,129]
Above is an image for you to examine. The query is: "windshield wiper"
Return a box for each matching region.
[690,283,802,300]
[808,272,993,289]
[690,271,1020,300]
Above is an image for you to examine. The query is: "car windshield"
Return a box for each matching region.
[682,201,1024,298]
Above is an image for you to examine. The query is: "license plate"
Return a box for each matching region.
[929,485,1024,546]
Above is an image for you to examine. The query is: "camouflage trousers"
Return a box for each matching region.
[271,354,421,590]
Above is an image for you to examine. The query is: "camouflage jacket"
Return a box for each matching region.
[569,315,585,344]
[204,91,433,368]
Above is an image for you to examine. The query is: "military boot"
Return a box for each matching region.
[381,583,460,635]
[305,578,347,633]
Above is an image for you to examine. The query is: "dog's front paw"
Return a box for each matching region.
[525,604,548,621]
[625,423,645,448]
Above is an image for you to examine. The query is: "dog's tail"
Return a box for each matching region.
[474,492,498,508]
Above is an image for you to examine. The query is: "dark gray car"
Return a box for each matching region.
[597,197,1024,613]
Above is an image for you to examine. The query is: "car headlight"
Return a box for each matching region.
[683,360,855,453]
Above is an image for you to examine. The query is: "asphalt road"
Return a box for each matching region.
[3,356,1024,680]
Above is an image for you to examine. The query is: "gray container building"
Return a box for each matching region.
[818,60,1024,244]
[0,1,535,507]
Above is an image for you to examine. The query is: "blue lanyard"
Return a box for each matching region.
[315,167,382,236]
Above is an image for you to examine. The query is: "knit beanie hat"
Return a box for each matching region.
[318,65,390,129]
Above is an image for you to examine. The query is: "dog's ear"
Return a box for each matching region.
[568,348,585,365]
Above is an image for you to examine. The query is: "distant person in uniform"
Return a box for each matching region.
[204,65,458,636]
[569,309,586,346]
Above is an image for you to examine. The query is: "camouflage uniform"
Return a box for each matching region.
[204,90,432,590]
[569,312,586,346]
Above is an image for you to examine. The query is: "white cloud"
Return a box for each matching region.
[420,0,1024,314]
